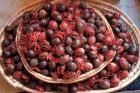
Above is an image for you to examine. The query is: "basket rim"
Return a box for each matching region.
[0,0,140,93]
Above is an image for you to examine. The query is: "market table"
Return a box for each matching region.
[0,0,140,93]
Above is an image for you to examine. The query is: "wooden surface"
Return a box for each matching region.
[0,0,140,93]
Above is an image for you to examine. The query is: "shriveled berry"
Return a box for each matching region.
[5,64,15,75]
[48,62,56,71]
[65,36,73,45]
[69,85,77,93]
[26,50,35,58]
[39,9,47,18]
[57,3,66,12]
[30,58,39,67]
[4,26,13,33]
[76,21,84,34]
[117,70,129,80]
[72,39,81,48]
[126,54,138,64]
[3,50,11,58]
[2,39,10,47]
[39,61,47,69]
[41,69,49,76]
[92,58,101,68]
[80,2,88,9]
[51,37,61,45]
[66,62,77,71]
[88,50,97,58]
[83,44,90,52]
[119,57,129,70]
[101,45,108,53]
[74,48,85,56]
[65,46,73,56]
[106,63,119,73]
[104,50,116,60]
[113,12,121,20]
[48,20,58,30]
[99,79,110,89]
[46,29,54,37]
[84,62,93,71]
[110,76,120,87]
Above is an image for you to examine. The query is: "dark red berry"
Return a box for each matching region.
[129,46,137,55]
[13,55,20,63]
[23,11,32,20]
[106,63,119,73]
[44,3,51,11]
[26,50,35,58]
[46,28,54,37]
[8,34,14,41]
[39,61,48,69]
[114,55,120,62]
[76,21,84,34]
[65,46,73,56]
[99,69,107,77]
[88,18,95,24]
[51,37,61,45]
[53,14,62,22]
[40,19,48,27]
[74,48,85,56]
[83,11,91,20]
[101,45,108,53]
[57,3,66,12]
[3,50,11,58]
[2,39,10,47]
[72,39,81,48]
[16,63,23,70]
[5,64,15,75]
[69,85,77,93]
[96,33,104,41]
[48,62,56,71]
[30,58,39,67]
[95,20,102,27]
[92,58,101,68]
[99,79,110,89]
[41,69,49,76]
[88,50,97,58]
[66,62,77,71]
[4,26,13,33]
[113,27,120,33]
[65,36,73,45]
[123,43,130,50]
[83,44,90,52]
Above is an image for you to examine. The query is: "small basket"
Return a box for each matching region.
[0,0,140,93]
[15,0,115,84]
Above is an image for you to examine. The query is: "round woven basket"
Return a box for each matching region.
[15,0,115,84]
[0,0,140,93]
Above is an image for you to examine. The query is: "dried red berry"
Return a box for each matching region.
[113,12,121,20]
[104,50,116,60]
[99,79,111,89]
[106,63,119,73]
[74,48,85,56]
[118,70,129,80]
[110,76,120,87]
[126,54,138,64]
[48,20,58,30]
[88,36,96,45]
[84,26,95,36]
[119,57,129,70]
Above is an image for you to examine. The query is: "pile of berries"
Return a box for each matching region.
[0,1,138,93]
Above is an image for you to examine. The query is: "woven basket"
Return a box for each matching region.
[0,0,140,93]
[15,0,115,84]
